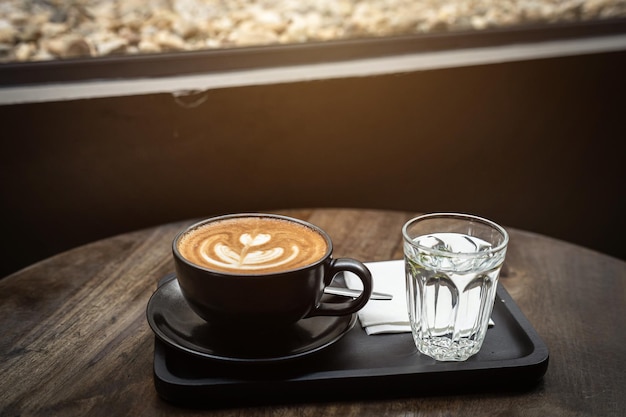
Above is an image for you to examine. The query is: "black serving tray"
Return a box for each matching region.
[152,274,549,408]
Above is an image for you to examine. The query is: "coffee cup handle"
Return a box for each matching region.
[309,258,373,317]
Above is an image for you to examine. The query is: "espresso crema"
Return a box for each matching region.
[177,216,329,274]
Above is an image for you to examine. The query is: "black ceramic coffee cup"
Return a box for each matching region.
[172,213,372,328]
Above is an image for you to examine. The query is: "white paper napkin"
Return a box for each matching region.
[344,260,411,335]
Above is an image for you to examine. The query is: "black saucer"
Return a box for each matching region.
[146,275,357,364]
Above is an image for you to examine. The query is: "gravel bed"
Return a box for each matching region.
[1,0,625,62]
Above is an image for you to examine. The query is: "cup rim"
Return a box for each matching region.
[173,213,333,276]
[402,212,509,257]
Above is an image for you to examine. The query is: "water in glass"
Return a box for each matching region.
[405,232,505,361]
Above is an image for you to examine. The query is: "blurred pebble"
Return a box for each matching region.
[0,0,624,62]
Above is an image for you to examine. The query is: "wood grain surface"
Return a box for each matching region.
[1,208,624,416]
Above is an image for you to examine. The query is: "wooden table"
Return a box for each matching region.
[1,208,625,416]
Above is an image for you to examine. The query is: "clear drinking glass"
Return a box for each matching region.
[402,213,509,361]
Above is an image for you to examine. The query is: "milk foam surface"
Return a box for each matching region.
[178,217,328,274]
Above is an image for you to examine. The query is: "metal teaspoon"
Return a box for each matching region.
[324,287,393,300]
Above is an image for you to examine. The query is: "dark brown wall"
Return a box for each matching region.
[2,50,625,277]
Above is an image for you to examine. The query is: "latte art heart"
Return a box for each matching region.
[177,216,329,274]
[202,236,299,271]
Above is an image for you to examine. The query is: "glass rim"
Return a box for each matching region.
[402,212,509,257]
